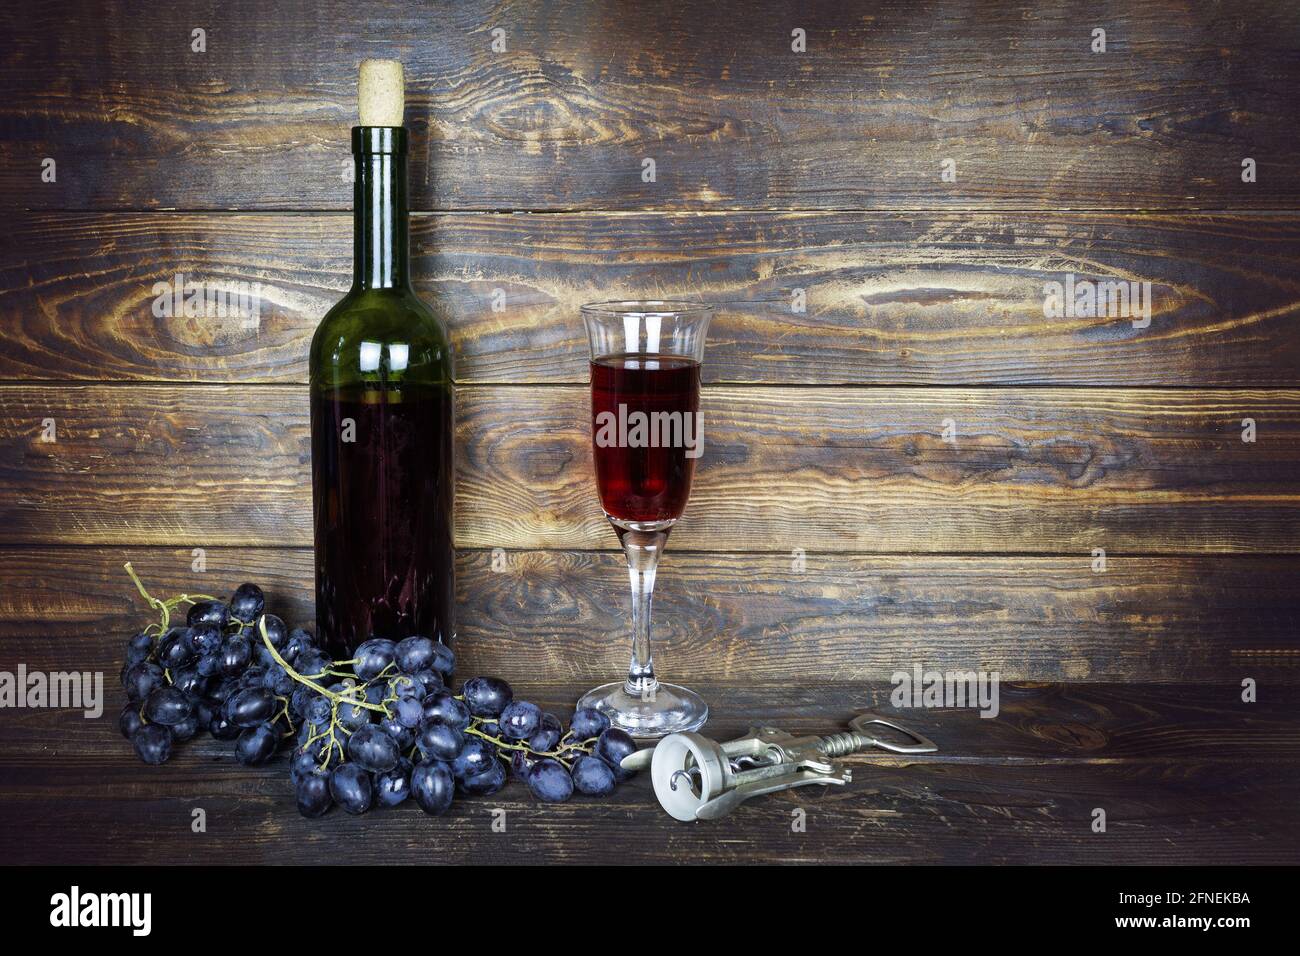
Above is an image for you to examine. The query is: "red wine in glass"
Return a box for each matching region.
[580,301,713,739]
[591,354,701,524]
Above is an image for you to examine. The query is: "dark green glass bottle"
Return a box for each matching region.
[309,123,454,659]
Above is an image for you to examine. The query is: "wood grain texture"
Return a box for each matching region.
[5,211,1300,385]
[3,384,1298,552]
[0,684,1296,864]
[3,0,1299,871]
[2,547,1297,683]
[457,384,1300,552]
[2,1,1298,211]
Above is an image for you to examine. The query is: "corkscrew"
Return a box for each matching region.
[620,714,938,821]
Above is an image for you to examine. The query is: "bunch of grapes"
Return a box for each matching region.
[118,565,295,767]
[117,565,639,817]
[283,637,636,817]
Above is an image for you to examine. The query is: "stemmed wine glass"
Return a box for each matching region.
[578,301,712,738]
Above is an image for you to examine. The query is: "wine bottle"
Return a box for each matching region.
[309,60,454,658]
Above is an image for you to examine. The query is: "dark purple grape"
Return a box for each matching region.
[169,714,200,742]
[353,639,397,681]
[280,635,304,665]
[410,760,455,815]
[458,759,507,796]
[286,686,310,717]
[375,758,413,808]
[595,728,638,782]
[392,696,423,729]
[571,754,617,796]
[334,692,371,731]
[227,686,277,728]
[209,713,241,740]
[170,665,206,698]
[259,613,288,649]
[142,686,193,726]
[395,636,435,674]
[510,749,537,779]
[235,724,278,765]
[379,714,416,750]
[253,643,277,669]
[219,634,252,675]
[119,705,145,740]
[228,583,265,624]
[528,713,563,753]
[196,652,221,677]
[261,665,284,689]
[498,700,542,740]
[461,676,512,718]
[190,622,223,656]
[569,707,610,741]
[206,677,237,703]
[187,600,228,628]
[527,758,574,802]
[428,642,455,678]
[262,664,294,696]
[158,628,197,669]
[421,690,470,731]
[132,724,172,765]
[347,724,400,773]
[410,668,444,696]
[290,748,321,784]
[303,695,331,725]
[296,771,333,818]
[450,737,497,779]
[416,721,464,762]
[125,632,153,665]
[296,650,329,677]
[123,661,165,702]
[329,763,373,815]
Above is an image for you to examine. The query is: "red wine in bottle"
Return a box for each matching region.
[309,61,454,658]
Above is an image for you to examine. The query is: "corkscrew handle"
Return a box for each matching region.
[819,714,938,756]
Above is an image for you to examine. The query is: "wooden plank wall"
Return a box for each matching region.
[2,0,1299,687]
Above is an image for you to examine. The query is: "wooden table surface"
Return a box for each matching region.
[1,1,1299,865]
[0,682,1295,865]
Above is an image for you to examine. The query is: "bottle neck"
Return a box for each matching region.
[352,127,410,291]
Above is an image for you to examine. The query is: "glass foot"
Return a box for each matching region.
[577,681,709,740]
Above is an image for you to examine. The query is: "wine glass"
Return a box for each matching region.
[578,300,712,738]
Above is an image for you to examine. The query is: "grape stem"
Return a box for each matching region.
[257,617,388,715]
[462,720,598,766]
[123,563,219,692]
[123,562,217,634]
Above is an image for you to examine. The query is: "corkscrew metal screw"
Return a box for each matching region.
[620,714,938,821]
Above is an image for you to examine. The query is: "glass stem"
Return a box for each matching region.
[618,526,668,699]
